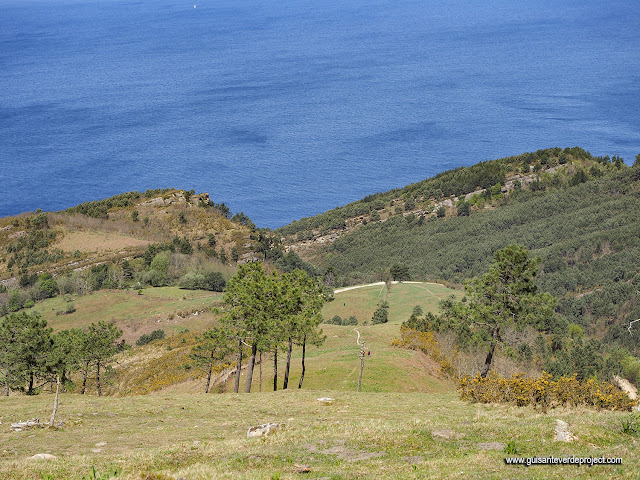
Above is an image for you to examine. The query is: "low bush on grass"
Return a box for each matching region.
[136,329,166,346]
[325,314,359,325]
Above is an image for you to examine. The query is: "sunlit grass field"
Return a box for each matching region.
[322,282,462,325]
[27,287,224,344]
[1,391,638,479]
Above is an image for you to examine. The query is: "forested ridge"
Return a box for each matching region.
[275,147,618,240]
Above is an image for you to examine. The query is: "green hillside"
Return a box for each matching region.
[18,282,457,396]
[323,282,462,325]
[291,163,640,357]
[26,287,224,344]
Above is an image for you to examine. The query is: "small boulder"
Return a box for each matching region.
[554,420,576,442]
[247,423,283,438]
[317,397,335,405]
[477,442,504,450]
[29,453,57,461]
[432,428,464,440]
[294,463,311,473]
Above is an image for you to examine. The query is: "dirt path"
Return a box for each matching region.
[334,281,438,294]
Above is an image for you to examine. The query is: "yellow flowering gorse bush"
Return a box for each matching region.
[458,371,638,411]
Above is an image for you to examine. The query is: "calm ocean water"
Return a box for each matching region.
[1,0,639,227]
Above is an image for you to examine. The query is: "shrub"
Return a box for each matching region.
[150,252,170,275]
[371,302,389,324]
[179,272,207,290]
[38,274,59,298]
[457,372,638,411]
[327,315,343,325]
[343,315,358,325]
[141,269,166,287]
[136,329,166,346]
[7,290,24,312]
[457,200,470,216]
[392,326,457,377]
[205,271,226,292]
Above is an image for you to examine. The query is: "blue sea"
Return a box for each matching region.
[1,0,639,228]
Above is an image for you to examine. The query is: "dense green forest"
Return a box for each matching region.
[308,165,640,358]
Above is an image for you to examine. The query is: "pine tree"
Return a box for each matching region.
[191,327,233,393]
[0,312,53,395]
[220,262,274,393]
[281,270,325,389]
[446,244,556,377]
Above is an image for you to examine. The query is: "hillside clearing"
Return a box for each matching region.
[54,230,151,253]
[323,281,462,325]
[28,287,223,344]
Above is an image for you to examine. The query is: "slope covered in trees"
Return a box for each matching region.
[275,147,614,240]
[275,152,640,365]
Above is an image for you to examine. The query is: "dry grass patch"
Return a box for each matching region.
[54,230,151,253]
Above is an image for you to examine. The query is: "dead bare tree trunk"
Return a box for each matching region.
[244,343,258,393]
[96,360,102,396]
[205,351,214,393]
[234,339,243,394]
[259,351,263,392]
[273,348,278,391]
[48,376,60,428]
[283,337,293,389]
[298,336,306,389]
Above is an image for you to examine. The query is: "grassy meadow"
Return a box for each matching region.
[27,287,224,344]
[323,282,462,325]
[1,391,638,479]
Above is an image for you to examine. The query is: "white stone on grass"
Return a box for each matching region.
[247,423,283,438]
[29,453,57,461]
